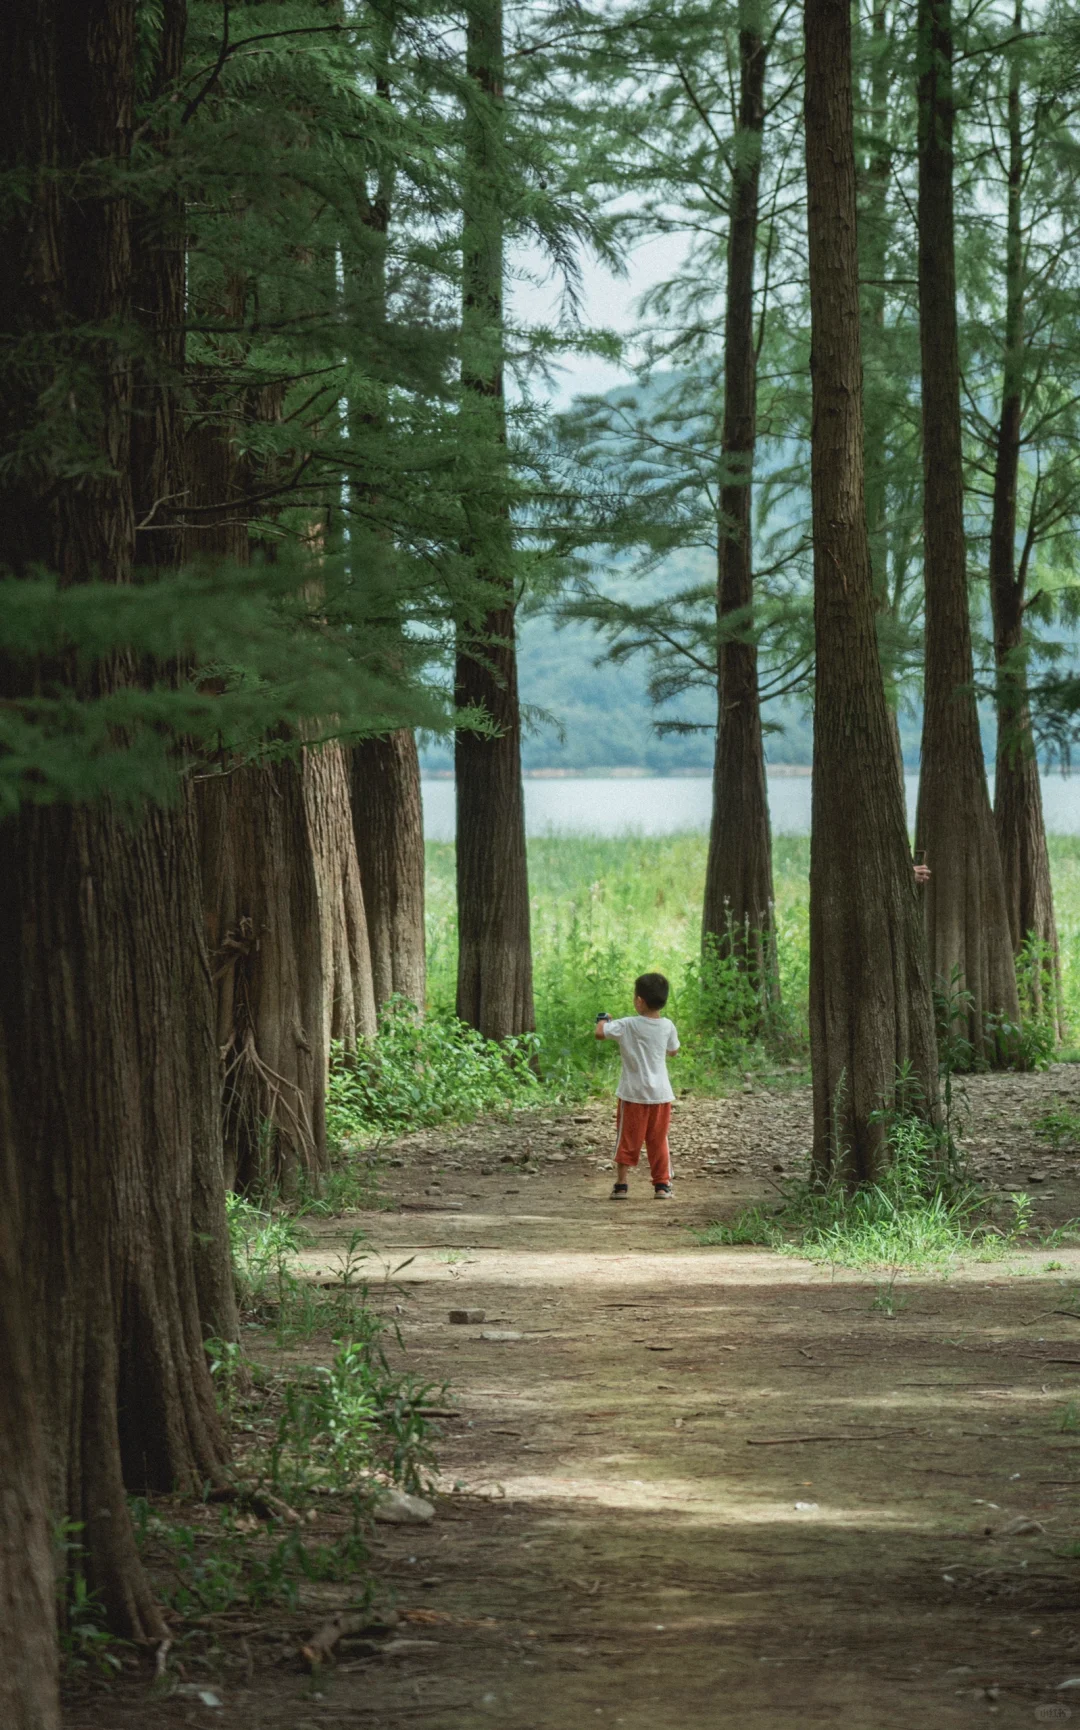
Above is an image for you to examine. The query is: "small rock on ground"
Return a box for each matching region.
[372,1489,436,1525]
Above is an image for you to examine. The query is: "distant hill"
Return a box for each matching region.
[420,602,820,774]
[419,374,968,776]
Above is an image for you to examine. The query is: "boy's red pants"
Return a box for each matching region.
[615,1100,672,1185]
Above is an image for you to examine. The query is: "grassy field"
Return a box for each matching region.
[425,834,1080,1097]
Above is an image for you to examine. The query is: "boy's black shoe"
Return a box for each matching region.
[653,1183,672,1199]
[610,1181,628,1201]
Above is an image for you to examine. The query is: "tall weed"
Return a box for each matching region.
[697,1113,1024,1269]
[417,828,1074,1117]
[146,1197,446,1620]
[328,999,540,1139]
[425,833,812,1097]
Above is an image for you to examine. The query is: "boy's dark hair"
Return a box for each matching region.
[635,971,669,1010]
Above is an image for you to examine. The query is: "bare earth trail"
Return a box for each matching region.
[299,1069,1080,1730]
[68,1068,1080,1728]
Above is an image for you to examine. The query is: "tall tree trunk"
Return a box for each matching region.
[859,1,905,790]
[804,0,939,1181]
[454,0,535,1041]
[352,731,428,1010]
[131,0,237,1344]
[0,0,230,1646]
[1,803,231,1639]
[914,0,1020,1062]
[200,740,371,1193]
[346,92,428,1020]
[989,2,1061,1033]
[184,346,364,1184]
[702,0,777,1011]
[862,2,890,615]
[0,1044,60,1730]
[199,760,328,1194]
[187,385,329,1195]
[304,741,378,1047]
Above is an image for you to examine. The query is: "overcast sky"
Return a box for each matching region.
[511,228,693,406]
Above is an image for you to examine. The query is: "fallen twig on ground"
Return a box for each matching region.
[207,1485,301,1524]
[301,1610,399,1668]
[746,1428,917,1446]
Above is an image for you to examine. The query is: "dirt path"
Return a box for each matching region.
[69,1067,1080,1728]
[290,1068,1080,1729]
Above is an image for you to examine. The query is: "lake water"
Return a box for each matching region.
[421,771,1080,840]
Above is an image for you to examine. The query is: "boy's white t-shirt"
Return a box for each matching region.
[601,1014,680,1104]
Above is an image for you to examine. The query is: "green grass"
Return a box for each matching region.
[1048,835,1080,1042]
[423,832,1080,1099]
[1033,1102,1080,1148]
[318,829,1080,1148]
[327,1006,542,1140]
[425,832,812,1098]
[695,1116,1030,1271]
[123,1201,448,1630]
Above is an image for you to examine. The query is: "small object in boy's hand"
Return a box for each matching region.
[596,1011,611,1022]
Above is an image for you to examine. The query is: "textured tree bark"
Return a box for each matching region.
[131,0,238,1344]
[915,0,1020,1061]
[130,0,188,578]
[804,0,939,1181]
[303,741,378,1047]
[456,608,535,1041]
[859,1,906,791]
[702,0,777,1011]
[183,338,347,1186]
[198,761,328,1193]
[862,3,891,613]
[454,0,535,1041]
[351,731,428,1010]
[988,2,1061,1032]
[0,800,231,1639]
[0,0,230,1646]
[0,1046,60,1730]
[345,54,427,1021]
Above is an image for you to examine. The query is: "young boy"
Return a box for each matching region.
[595,972,680,1200]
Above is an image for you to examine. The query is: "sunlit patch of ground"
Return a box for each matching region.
[67,1068,1080,1729]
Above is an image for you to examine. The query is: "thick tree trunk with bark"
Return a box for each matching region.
[1,803,232,1640]
[0,1048,60,1730]
[456,609,535,1040]
[345,71,428,1021]
[131,0,237,1344]
[199,761,328,1193]
[804,0,939,1181]
[455,0,535,1041]
[861,4,890,613]
[859,2,906,790]
[989,3,1061,1032]
[1,803,231,1636]
[304,741,378,1047]
[190,575,330,1198]
[0,0,231,1656]
[351,731,427,1010]
[702,0,777,1010]
[915,0,1020,1061]
[184,354,360,1183]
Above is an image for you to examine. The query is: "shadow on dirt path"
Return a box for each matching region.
[282,1071,1080,1730]
[66,1068,1080,1728]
